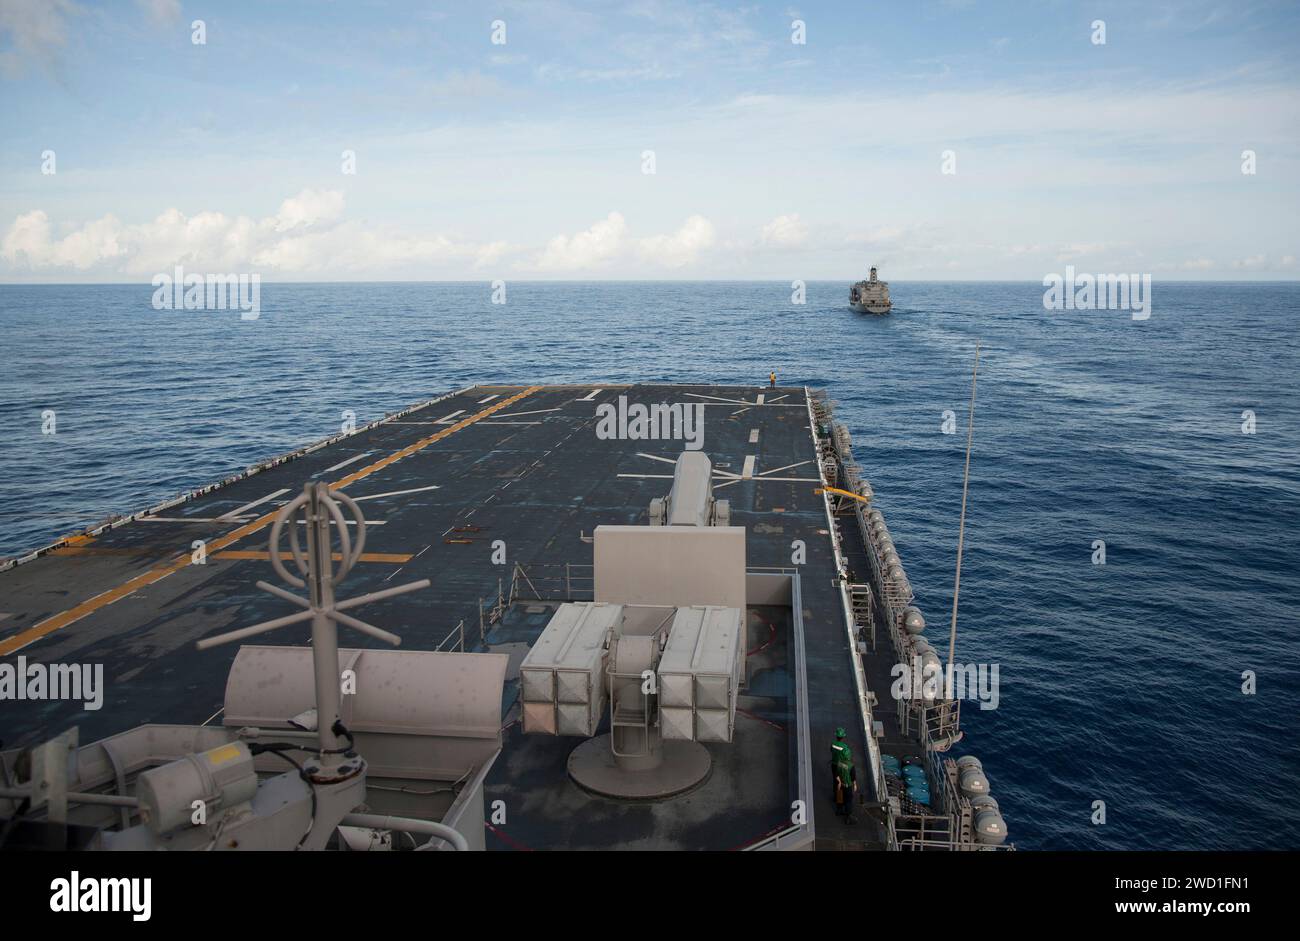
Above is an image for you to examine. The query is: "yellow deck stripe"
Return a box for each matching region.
[0,386,540,656]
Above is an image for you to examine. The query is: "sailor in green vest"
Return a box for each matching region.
[830,726,857,823]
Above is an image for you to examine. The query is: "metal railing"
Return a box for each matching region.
[434,619,468,652]
[509,562,595,602]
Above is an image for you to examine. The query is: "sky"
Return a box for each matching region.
[1,0,1298,282]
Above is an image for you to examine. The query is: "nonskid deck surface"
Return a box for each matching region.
[0,383,877,849]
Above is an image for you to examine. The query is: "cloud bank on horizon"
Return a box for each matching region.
[1,0,1298,281]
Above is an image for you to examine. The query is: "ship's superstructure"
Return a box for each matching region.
[1,384,1007,851]
[850,266,892,314]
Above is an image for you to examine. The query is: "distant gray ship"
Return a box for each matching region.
[850,267,892,314]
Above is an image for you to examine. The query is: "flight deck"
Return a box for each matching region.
[1,384,888,850]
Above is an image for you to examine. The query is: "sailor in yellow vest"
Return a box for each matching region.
[769,371,776,388]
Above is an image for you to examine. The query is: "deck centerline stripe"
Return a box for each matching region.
[0,386,540,657]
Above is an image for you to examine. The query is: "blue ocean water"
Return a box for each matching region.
[1,280,1298,850]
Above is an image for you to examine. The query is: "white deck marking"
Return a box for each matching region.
[141,515,252,523]
[767,393,789,404]
[714,474,820,490]
[296,519,385,525]
[682,392,803,408]
[352,484,441,502]
[219,488,290,520]
[434,409,467,425]
[322,452,373,473]
[741,455,757,478]
[683,391,753,406]
[618,472,750,482]
[749,429,760,444]
[490,408,563,418]
[756,393,765,405]
[480,421,543,425]
[759,459,812,476]
[578,389,603,401]
[477,394,501,404]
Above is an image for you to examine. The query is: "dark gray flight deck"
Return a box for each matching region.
[0,384,877,850]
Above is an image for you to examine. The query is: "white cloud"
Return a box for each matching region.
[637,215,715,268]
[1154,258,1215,271]
[135,0,180,25]
[0,0,77,77]
[532,212,715,271]
[251,225,508,274]
[1055,243,1118,262]
[2,209,124,269]
[534,212,627,271]
[2,199,724,279]
[271,188,345,233]
[474,240,510,268]
[759,213,808,248]
[0,190,500,277]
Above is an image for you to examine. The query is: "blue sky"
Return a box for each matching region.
[1,0,1298,281]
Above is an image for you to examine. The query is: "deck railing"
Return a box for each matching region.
[508,562,595,602]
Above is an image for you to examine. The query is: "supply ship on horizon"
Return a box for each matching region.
[850,267,893,314]
[0,383,1008,852]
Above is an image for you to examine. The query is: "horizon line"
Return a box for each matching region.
[3,278,1300,287]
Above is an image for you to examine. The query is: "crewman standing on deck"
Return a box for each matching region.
[769,371,776,387]
[831,726,857,824]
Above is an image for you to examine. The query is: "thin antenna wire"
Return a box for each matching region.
[946,341,981,690]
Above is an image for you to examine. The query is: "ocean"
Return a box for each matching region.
[1,280,1298,850]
